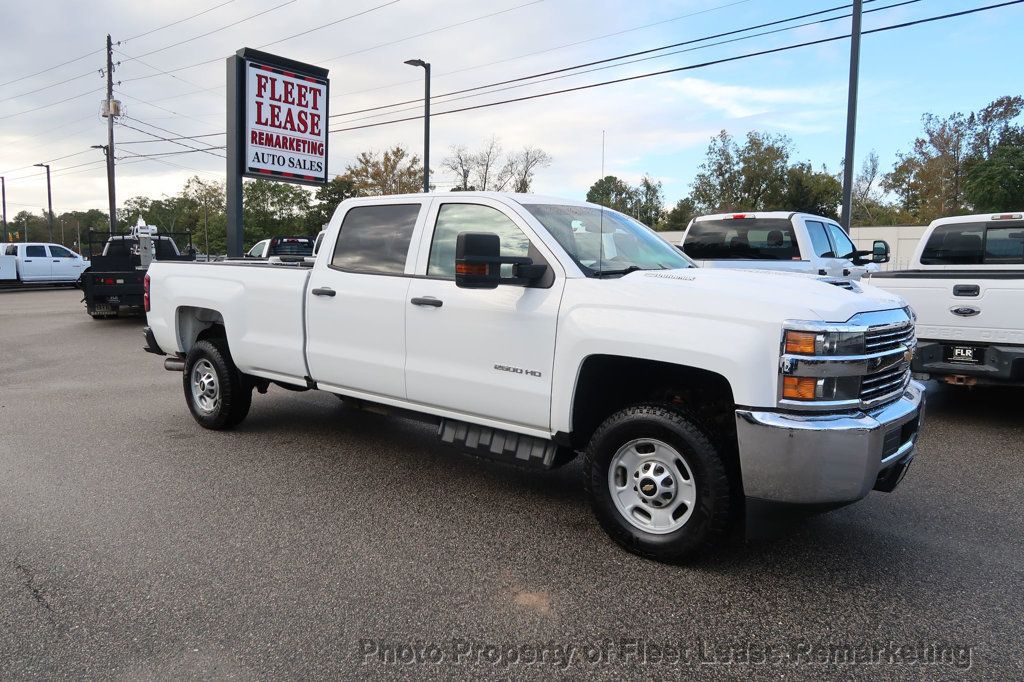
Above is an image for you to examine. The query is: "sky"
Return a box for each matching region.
[0,0,1020,218]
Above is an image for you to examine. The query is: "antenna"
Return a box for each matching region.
[598,130,605,276]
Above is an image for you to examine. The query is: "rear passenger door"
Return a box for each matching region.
[305,200,427,399]
[20,245,51,281]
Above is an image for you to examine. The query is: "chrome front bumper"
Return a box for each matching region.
[734,381,925,504]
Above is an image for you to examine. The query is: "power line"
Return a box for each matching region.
[116,118,226,158]
[0,87,103,121]
[333,0,760,99]
[330,0,901,120]
[116,0,403,88]
[116,147,226,159]
[329,0,1024,134]
[114,90,223,130]
[119,132,225,145]
[0,0,239,91]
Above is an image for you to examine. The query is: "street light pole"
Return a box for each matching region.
[840,0,863,231]
[34,163,54,242]
[1,176,7,243]
[404,59,431,193]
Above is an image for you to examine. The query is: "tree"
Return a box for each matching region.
[689,130,741,212]
[690,131,791,212]
[964,144,1024,212]
[633,175,665,228]
[784,163,841,220]
[663,197,696,232]
[441,138,552,192]
[309,175,359,227]
[346,145,423,195]
[586,175,636,214]
[242,178,314,245]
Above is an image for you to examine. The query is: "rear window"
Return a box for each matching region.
[268,237,315,257]
[683,218,799,260]
[331,204,420,274]
[920,222,1024,265]
[154,238,179,259]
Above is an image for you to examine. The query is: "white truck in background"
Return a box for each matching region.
[867,212,1024,386]
[680,212,890,280]
[1,242,90,284]
[143,192,925,561]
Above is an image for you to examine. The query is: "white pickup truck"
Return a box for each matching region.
[867,212,1024,386]
[680,211,891,280]
[144,192,925,561]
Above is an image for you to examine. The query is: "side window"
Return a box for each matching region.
[984,226,1024,264]
[825,223,855,259]
[805,221,834,257]
[247,240,266,258]
[50,245,73,258]
[26,245,46,258]
[5,245,17,256]
[332,204,420,274]
[920,224,985,265]
[427,203,530,279]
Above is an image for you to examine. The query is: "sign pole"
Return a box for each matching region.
[226,53,245,258]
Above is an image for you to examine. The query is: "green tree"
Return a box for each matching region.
[586,175,636,213]
[309,175,359,228]
[346,145,423,195]
[784,163,841,220]
[690,131,791,212]
[242,178,314,246]
[633,175,665,228]
[663,197,696,232]
[964,143,1024,212]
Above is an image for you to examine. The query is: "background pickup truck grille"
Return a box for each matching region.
[860,362,911,404]
[865,323,915,353]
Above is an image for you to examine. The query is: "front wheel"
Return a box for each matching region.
[584,404,738,562]
[183,339,252,429]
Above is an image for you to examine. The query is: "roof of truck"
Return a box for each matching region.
[341,191,596,208]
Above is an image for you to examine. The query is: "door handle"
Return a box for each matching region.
[311,287,336,297]
[410,296,443,308]
[53,260,61,263]
[953,284,979,297]
[24,259,32,262]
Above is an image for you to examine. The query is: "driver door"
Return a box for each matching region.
[803,220,848,278]
[404,198,564,431]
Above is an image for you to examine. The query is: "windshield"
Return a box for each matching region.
[523,204,692,276]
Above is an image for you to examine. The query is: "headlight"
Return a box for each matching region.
[782,375,861,401]
[783,329,866,356]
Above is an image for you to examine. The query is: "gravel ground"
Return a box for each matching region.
[1,288,1021,680]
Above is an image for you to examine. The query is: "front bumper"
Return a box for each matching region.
[734,380,925,504]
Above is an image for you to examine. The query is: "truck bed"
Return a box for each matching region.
[146,260,313,384]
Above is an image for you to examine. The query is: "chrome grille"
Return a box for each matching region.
[865,322,915,353]
[860,362,911,404]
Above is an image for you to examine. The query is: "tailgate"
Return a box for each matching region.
[869,272,1024,345]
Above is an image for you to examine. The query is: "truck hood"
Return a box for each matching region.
[613,267,906,323]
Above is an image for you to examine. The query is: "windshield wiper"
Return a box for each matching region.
[592,265,646,278]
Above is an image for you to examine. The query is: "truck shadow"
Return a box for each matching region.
[921,380,1024,426]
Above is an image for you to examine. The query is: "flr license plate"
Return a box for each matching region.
[107,296,120,304]
[946,345,982,364]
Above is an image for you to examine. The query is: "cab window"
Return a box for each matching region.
[805,221,834,257]
[825,223,856,259]
[49,245,74,258]
[683,218,799,260]
[26,245,46,258]
[331,204,420,274]
[427,204,530,279]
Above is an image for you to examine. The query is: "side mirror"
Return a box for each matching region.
[455,231,547,289]
[872,239,890,264]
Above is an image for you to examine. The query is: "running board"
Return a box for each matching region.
[437,419,571,470]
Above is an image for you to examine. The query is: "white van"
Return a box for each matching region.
[1,242,90,283]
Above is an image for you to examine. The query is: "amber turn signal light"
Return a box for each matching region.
[783,376,818,400]
[784,331,818,355]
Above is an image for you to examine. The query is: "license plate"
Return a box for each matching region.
[107,296,120,304]
[946,345,982,364]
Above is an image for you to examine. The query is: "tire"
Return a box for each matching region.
[183,338,252,430]
[584,403,738,562]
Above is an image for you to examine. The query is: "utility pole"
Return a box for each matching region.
[840,0,862,231]
[34,163,54,241]
[1,176,7,243]
[104,34,118,235]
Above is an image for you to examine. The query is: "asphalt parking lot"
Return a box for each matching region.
[1,288,1021,679]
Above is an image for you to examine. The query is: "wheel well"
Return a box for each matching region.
[569,355,737,453]
[176,306,225,353]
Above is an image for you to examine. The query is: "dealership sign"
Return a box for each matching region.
[234,49,330,186]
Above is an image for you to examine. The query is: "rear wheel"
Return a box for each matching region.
[183,339,252,429]
[584,404,738,562]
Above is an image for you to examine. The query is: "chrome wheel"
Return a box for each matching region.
[190,359,220,415]
[608,438,696,534]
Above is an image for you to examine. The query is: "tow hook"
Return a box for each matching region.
[164,357,186,372]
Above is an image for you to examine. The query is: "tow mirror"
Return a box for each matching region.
[872,239,890,264]
[455,231,547,289]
